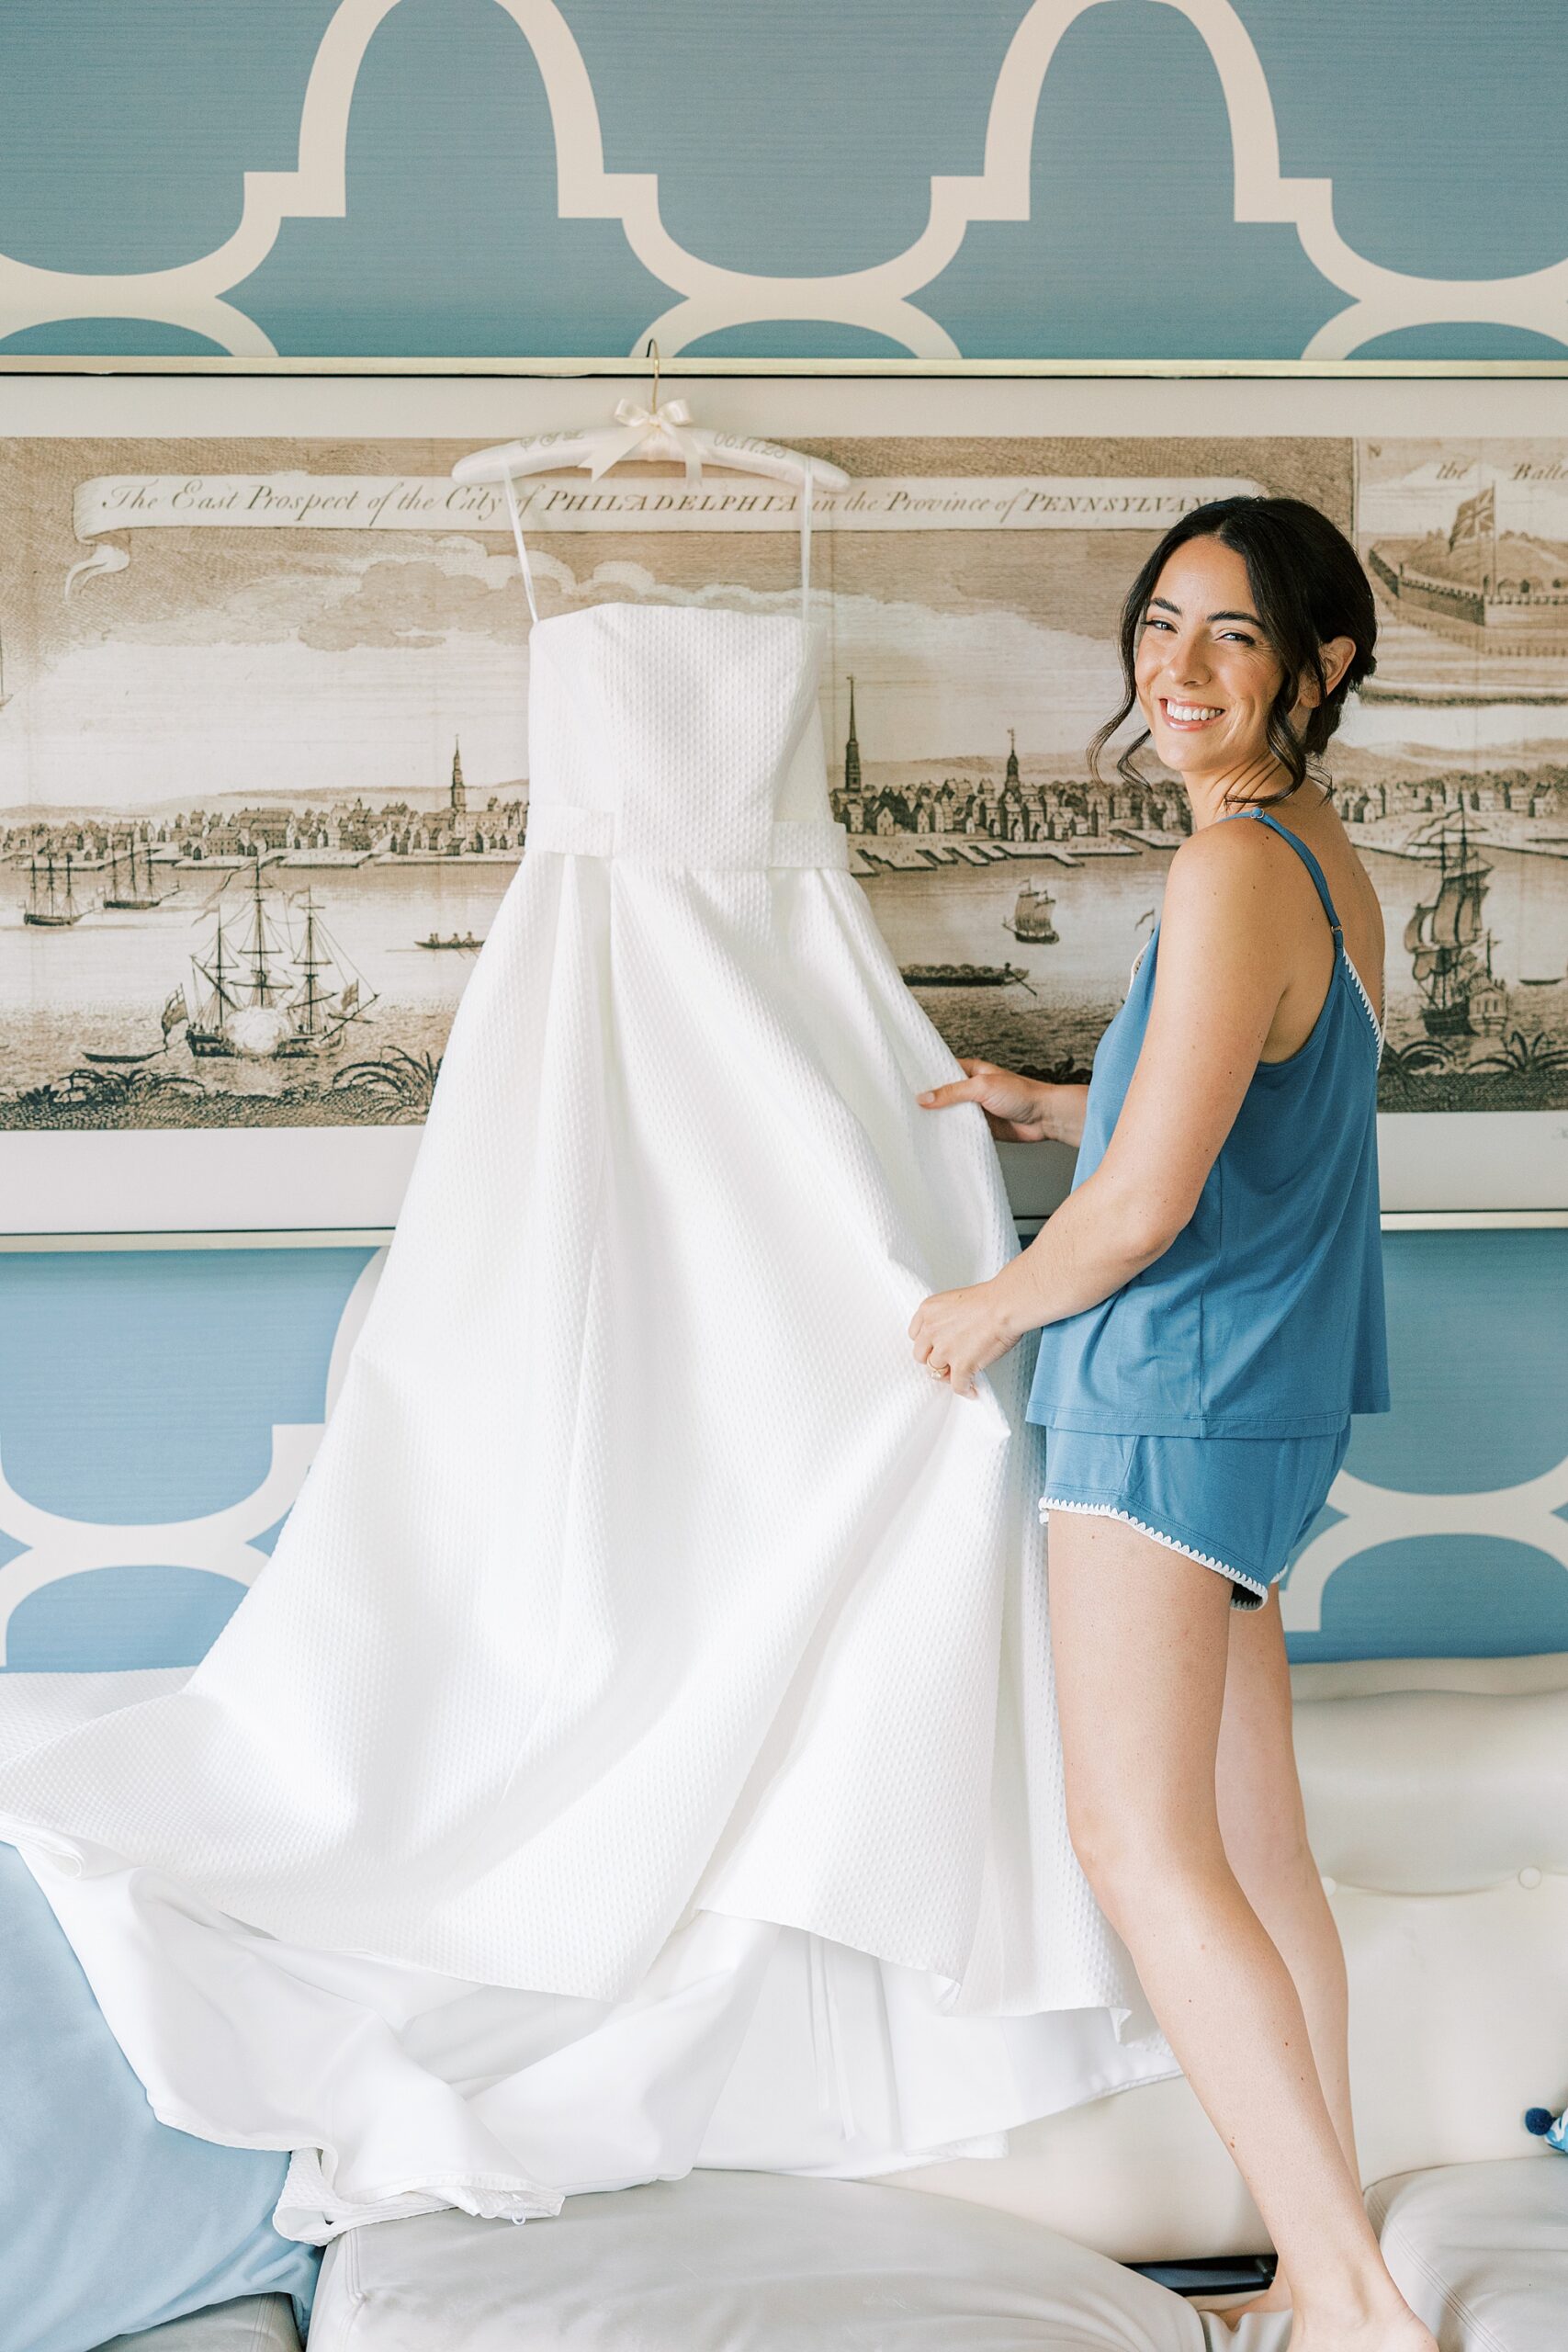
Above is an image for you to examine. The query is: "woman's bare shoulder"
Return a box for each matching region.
[1162,813,1282,922]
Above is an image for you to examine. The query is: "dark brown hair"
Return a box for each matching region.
[1089,495,1379,807]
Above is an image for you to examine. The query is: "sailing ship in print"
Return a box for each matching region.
[1003,881,1059,944]
[22,848,85,928]
[174,864,379,1059]
[103,833,171,911]
[1404,808,1510,1040]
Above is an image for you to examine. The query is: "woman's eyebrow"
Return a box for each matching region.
[1146,595,1263,626]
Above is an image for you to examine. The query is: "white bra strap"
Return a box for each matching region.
[502,471,540,627]
[799,461,814,628]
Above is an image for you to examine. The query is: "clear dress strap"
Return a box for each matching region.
[799,461,814,628]
[502,471,540,626]
[505,456,809,630]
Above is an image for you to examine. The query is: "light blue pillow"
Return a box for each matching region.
[0,1842,320,2352]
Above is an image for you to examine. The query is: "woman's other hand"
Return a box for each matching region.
[918,1059,1088,1148]
[908,1278,1022,1399]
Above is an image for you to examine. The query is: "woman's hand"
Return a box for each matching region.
[908,1276,1022,1400]
[918,1059,1086,1147]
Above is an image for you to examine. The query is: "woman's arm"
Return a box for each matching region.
[911,822,1292,1392]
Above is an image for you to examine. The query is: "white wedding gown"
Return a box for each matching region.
[0,571,1177,2243]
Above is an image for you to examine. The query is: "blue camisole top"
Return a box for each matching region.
[1024,807,1391,1440]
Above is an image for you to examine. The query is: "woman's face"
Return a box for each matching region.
[1133,536,1291,789]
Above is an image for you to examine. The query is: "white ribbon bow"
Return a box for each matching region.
[589,396,703,483]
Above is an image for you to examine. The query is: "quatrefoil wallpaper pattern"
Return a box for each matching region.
[0,0,1565,361]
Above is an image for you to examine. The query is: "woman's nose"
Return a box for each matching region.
[1167,639,1212,686]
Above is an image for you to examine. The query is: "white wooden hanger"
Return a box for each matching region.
[451,342,848,624]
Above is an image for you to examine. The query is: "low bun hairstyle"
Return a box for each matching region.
[1089,494,1379,808]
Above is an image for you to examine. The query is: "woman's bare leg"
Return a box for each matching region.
[1209,1588,1359,2318]
[1045,1509,1432,2349]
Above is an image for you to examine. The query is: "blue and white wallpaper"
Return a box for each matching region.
[2,2,1565,1666]
[2,1230,1565,1670]
[0,1,1566,363]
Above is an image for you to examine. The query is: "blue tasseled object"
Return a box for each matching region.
[1524,2105,1567,2152]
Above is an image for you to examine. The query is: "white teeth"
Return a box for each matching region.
[1166,701,1221,722]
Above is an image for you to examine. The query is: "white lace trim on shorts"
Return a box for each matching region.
[1037,1493,1271,1607]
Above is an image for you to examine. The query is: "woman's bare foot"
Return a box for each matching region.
[1215,2278,1292,2325]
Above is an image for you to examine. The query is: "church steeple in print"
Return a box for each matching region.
[1006,727,1020,785]
[843,675,862,796]
[450,740,467,813]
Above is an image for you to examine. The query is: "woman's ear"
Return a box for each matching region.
[1301,634,1358,706]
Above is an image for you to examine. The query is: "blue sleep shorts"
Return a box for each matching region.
[1038,1420,1353,1611]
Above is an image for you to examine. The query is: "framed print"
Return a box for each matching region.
[3,368,1567,1233]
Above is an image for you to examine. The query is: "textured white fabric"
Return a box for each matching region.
[0,605,1174,2242]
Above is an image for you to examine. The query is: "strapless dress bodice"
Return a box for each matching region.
[524,604,844,871]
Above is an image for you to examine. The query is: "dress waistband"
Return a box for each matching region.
[525,803,852,871]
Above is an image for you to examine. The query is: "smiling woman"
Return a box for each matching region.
[909,496,1439,2347]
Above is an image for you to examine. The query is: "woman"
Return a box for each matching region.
[910,498,1438,2352]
